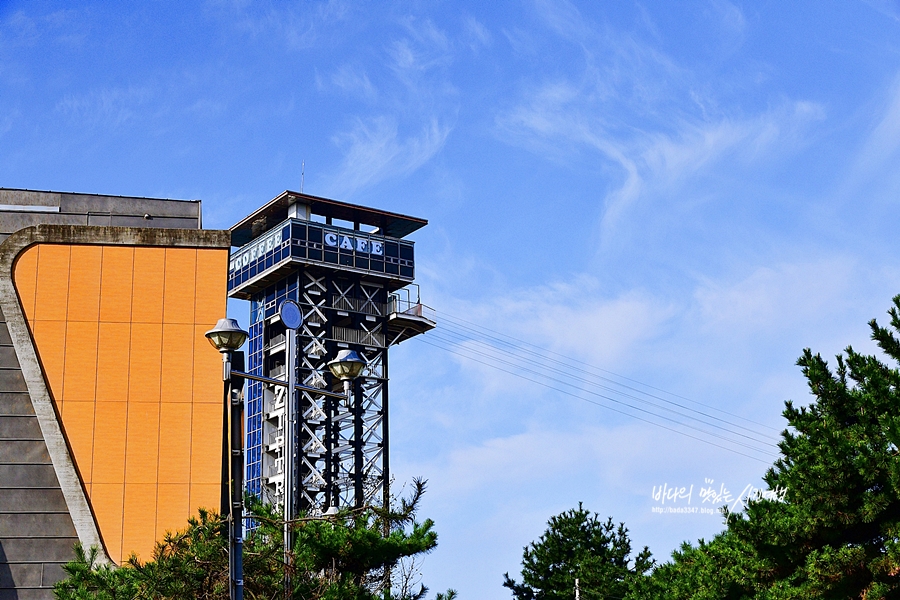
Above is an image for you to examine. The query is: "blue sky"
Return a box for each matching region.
[4,0,900,597]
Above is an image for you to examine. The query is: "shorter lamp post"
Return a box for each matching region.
[327,349,366,395]
[205,318,249,600]
[327,350,389,596]
[326,350,366,512]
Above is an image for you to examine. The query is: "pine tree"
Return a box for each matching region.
[503,503,652,600]
[631,295,900,598]
[55,479,451,600]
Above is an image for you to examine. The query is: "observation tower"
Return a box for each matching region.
[227,191,433,512]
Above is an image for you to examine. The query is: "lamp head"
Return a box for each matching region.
[327,349,366,381]
[205,318,248,353]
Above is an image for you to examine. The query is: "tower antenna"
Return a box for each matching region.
[301,160,305,193]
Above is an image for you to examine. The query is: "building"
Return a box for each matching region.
[0,189,229,599]
[227,191,433,514]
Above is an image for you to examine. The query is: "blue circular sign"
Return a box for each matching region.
[279,299,303,330]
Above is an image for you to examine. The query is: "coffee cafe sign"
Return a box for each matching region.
[229,226,389,273]
[227,218,415,295]
[323,232,384,256]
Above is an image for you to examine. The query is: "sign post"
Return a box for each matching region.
[279,299,303,599]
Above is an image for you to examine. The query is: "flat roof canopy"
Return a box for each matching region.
[230,191,427,246]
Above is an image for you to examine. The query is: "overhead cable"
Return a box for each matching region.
[426,326,778,450]
[406,304,781,463]
[426,306,779,436]
[413,336,774,464]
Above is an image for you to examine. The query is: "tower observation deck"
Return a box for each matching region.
[228,191,434,513]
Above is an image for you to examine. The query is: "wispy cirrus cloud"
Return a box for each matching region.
[498,92,819,239]
[0,109,16,139]
[390,16,452,75]
[457,275,671,368]
[462,15,492,53]
[0,8,84,46]
[692,258,861,342]
[327,116,451,196]
[319,13,459,197]
[641,101,826,180]
[207,0,351,50]
[849,74,900,179]
[861,0,900,22]
[328,64,377,100]
[55,86,154,128]
[495,0,823,242]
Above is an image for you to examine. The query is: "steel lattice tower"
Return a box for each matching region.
[227,192,433,513]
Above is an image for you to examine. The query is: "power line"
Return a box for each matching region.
[426,325,778,449]
[423,310,780,444]
[405,304,781,462]
[412,336,773,464]
[425,306,779,434]
[417,334,773,457]
[429,332,774,450]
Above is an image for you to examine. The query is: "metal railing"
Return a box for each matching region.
[389,284,425,315]
[332,326,385,347]
[331,296,388,316]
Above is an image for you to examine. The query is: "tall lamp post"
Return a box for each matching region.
[205,318,249,600]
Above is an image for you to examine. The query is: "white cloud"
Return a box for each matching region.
[388,16,452,78]
[399,16,450,54]
[315,15,458,196]
[0,109,16,138]
[850,74,900,178]
[327,116,450,197]
[409,423,727,502]
[861,0,900,22]
[693,259,858,336]
[501,26,539,57]
[462,16,492,52]
[394,416,762,598]
[187,98,227,119]
[55,86,153,127]
[707,0,746,44]
[432,274,673,372]
[207,0,351,49]
[498,93,817,239]
[533,0,593,43]
[494,2,826,245]
[330,64,376,99]
[642,101,825,182]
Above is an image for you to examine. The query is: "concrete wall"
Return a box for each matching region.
[0,189,203,242]
[0,301,76,600]
[0,225,230,599]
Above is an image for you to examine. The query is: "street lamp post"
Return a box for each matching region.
[207,310,368,600]
[277,299,302,600]
[326,349,366,395]
[326,349,366,510]
[205,318,249,600]
[327,349,378,592]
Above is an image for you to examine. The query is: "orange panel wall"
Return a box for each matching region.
[13,243,227,564]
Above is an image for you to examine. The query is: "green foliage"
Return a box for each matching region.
[503,503,653,600]
[55,480,451,600]
[53,544,140,600]
[627,295,900,599]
